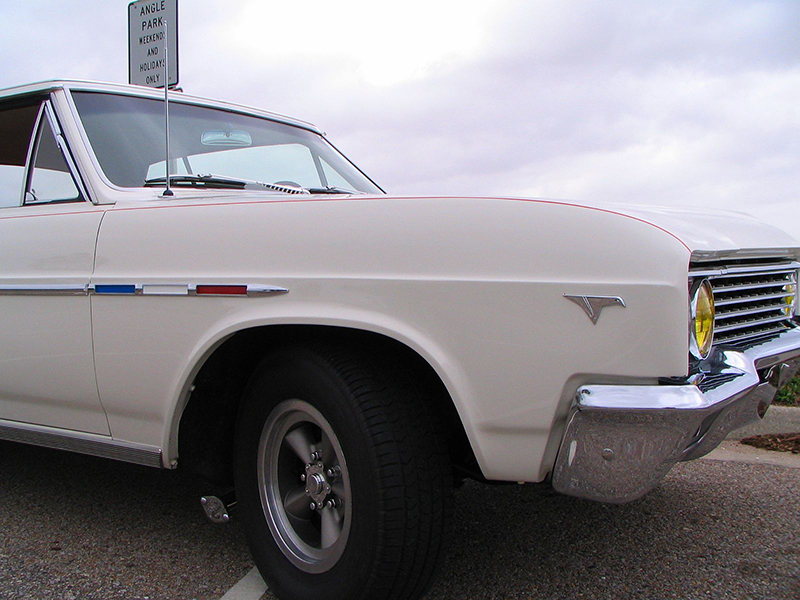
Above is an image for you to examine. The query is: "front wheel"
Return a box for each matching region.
[234,343,452,600]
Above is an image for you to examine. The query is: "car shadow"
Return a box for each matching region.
[1,442,797,600]
[426,461,799,599]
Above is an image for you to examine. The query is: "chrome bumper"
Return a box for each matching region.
[552,328,800,504]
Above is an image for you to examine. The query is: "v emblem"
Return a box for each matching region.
[564,294,626,325]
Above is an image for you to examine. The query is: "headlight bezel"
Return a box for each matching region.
[690,278,715,360]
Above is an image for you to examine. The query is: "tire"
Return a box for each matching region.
[234,342,453,600]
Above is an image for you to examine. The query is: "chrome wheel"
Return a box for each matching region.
[257,399,352,573]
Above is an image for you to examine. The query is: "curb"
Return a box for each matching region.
[700,440,800,470]
[726,405,800,440]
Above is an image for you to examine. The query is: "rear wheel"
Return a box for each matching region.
[234,343,452,600]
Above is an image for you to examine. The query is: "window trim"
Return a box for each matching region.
[45,100,91,204]
[21,99,91,207]
[19,103,45,206]
[65,89,385,196]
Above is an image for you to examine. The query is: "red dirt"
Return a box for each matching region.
[740,432,800,454]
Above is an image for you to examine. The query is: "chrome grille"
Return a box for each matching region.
[690,258,799,347]
[696,371,744,393]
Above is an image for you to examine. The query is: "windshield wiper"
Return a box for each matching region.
[144,176,364,195]
[143,174,310,194]
[144,174,247,189]
[306,186,364,195]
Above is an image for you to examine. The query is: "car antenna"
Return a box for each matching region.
[161,19,173,197]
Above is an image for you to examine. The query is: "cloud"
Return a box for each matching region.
[0,1,128,84]
[1,0,798,212]
[306,0,800,207]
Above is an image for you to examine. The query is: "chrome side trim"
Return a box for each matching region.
[241,285,289,297]
[90,283,289,296]
[0,419,163,468]
[0,284,89,295]
[0,283,289,297]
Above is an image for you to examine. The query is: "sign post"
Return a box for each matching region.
[128,0,178,88]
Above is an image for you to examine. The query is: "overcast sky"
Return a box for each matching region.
[1,0,798,213]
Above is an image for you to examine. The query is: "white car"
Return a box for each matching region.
[1,80,799,600]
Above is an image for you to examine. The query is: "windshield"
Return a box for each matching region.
[70,91,382,194]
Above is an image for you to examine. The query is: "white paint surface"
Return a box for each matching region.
[219,567,268,600]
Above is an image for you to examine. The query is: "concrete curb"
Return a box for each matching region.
[726,405,800,440]
[701,440,800,469]
[696,405,800,468]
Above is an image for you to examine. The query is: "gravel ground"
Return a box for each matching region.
[423,462,799,600]
[1,441,798,600]
[0,442,253,600]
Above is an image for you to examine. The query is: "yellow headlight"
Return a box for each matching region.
[691,279,714,360]
[782,279,797,317]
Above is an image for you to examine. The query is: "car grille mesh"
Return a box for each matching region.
[690,257,799,347]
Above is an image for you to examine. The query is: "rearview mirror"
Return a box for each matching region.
[201,130,252,147]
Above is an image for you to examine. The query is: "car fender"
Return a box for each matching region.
[91,194,692,481]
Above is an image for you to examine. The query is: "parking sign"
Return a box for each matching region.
[128,0,178,88]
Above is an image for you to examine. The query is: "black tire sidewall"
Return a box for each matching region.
[234,348,384,600]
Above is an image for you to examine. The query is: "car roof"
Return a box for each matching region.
[0,79,323,134]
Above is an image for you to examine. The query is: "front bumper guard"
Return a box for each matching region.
[552,328,800,504]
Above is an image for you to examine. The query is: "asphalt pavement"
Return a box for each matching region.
[0,409,798,600]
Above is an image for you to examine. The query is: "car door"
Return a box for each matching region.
[0,95,109,434]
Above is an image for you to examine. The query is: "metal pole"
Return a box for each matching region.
[162,19,173,197]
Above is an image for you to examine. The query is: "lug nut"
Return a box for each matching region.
[309,502,316,511]
[300,474,306,482]
[326,466,341,479]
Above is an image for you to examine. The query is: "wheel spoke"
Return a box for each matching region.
[284,425,315,463]
[320,430,336,465]
[255,398,353,572]
[331,479,346,498]
[320,505,343,548]
[283,486,313,520]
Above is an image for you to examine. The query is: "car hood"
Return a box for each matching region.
[114,192,799,256]
[590,201,799,254]
[452,195,799,255]
[414,195,800,255]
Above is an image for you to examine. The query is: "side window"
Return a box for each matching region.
[25,110,82,204]
[0,103,40,208]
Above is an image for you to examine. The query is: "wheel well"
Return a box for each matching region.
[177,325,478,487]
